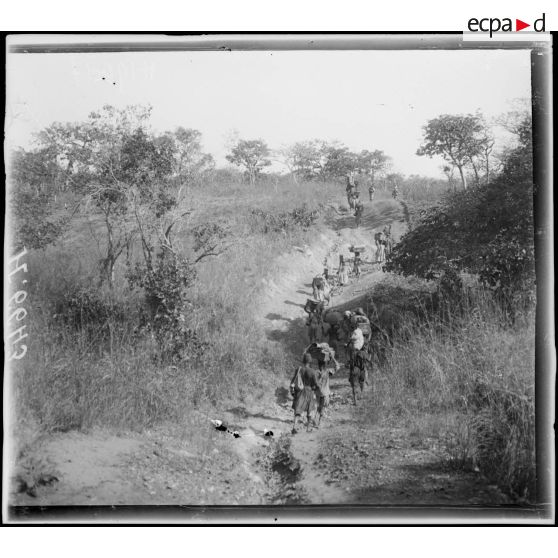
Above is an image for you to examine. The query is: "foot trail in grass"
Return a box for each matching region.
[236,197,511,506]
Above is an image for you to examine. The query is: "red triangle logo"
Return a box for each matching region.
[516,19,530,31]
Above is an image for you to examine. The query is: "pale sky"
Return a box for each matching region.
[6,48,532,178]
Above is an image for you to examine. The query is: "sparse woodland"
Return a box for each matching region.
[7,103,537,504]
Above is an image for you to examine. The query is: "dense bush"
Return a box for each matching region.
[55,286,121,327]
[126,249,204,362]
[366,113,536,504]
[386,123,534,305]
[9,185,69,251]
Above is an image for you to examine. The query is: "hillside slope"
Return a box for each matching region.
[8,197,511,516]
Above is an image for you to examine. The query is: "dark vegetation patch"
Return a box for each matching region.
[249,204,322,235]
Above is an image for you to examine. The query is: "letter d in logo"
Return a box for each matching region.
[534,13,546,32]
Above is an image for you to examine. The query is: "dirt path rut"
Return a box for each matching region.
[244,198,511,507]
[245,199,403,503]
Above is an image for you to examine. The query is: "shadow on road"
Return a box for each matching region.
[284,300,305,308]
[226,406,293,425]
[345,459,512,506]
[334,200,403,233]
[265,317,308,355]
[265,312,295,323]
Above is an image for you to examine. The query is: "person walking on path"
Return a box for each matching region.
[338,258,349,286]
[354,200,364,228]
[346,175,355,206]
[290,353,320,434]
[306,311,322,343]
[326,320,342,358]
[383,224,393,256]
[312,274,326,301]
[346,320,367,403]
[375,231,386,262]
[353,252,362,278]
[348,320,365,353]
[346,318,365,363]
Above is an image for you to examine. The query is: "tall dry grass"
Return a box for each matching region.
[11,175,338,443]
[361,282,536,501]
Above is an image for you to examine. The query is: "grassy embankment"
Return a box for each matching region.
[11,177,340,452]
[361,275,535,501]
[341,182,536,503]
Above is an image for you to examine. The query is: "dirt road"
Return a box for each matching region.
[9,198,510,515]
[236,198,509,507]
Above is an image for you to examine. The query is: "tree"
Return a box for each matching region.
[479,131,496,185]
[226,139,271,186]
[282,140,360,182]
[496,98,531,139]
[495,103,532,177]
[119,128,174,189]
[318,142,355,181]
[355,150,391,183]
[19,105,219,287]
[35,122,94,193]
[9,182,68,252]
[386,172,405,187]
[10,146,61,197]
[281,141,391,184]
[281,141,322,182]
[442,165,457,191]
[8,148,71,251]
[417,114,488,189]
[166,127,214,182]
[467,114,495,186]
[82,107,156,286]
[387,113,534,305]
[34,105,175,287]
